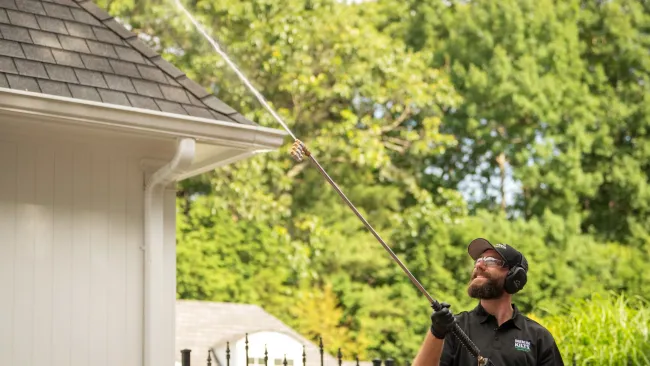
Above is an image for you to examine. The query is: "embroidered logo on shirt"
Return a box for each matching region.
[514,339,531,352]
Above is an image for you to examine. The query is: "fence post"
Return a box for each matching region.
[385,358,394,366]
[372,358,382,366]
[319,337,324,366]
[181,349,191,366]
[207,350,212,366]
[337,348,342,366]
[303,345,307,366]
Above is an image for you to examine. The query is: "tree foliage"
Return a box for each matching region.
[97,0,650,362]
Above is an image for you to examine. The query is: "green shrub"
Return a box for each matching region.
[528,292,650,365]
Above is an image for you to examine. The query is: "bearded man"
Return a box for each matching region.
[412,238,565,366]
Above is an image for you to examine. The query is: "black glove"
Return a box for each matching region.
[430,302,455,339]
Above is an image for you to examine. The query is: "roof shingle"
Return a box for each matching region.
[0,73,10,87]
[0,0,256,125]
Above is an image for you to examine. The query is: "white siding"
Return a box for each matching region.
[163,187,179,365]
[0,130,160,366]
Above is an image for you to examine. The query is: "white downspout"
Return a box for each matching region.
[143,137,196,366]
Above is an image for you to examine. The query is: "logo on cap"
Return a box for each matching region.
[495,243,507,249]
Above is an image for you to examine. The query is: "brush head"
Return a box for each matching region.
[290,140,310,162]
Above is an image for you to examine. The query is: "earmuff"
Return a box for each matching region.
[504,255,528,294]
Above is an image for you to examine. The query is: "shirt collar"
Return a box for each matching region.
[475,302,523,330]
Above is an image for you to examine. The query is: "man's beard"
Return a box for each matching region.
[467,271,505,299]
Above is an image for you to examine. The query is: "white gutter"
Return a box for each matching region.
[143,137,196,366]
[176,148,273,181]
[0,87,287,150]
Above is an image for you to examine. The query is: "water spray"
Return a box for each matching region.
[171,1,490,365]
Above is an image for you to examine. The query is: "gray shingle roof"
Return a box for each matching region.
[176,300,369,366]
[0,0,256,125]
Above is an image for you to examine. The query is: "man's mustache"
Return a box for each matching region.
[471,270,491,280]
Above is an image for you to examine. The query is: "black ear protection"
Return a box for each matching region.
[504,254,528,294]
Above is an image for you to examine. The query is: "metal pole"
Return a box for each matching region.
[181,349,191,366]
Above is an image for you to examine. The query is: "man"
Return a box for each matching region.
[412,238,564,366]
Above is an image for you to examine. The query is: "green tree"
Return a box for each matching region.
[380,0,650,247]
[290,282,370,358]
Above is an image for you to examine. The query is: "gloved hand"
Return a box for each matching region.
[430,302,455,339]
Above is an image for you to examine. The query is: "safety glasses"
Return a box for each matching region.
[475,256,506,268]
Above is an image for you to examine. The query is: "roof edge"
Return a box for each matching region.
[74,0,256,125]
[0,87,288,150]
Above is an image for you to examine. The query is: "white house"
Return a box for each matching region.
[175,300,372,366]
[0,1,287,366]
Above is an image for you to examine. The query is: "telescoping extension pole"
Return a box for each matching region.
[290,141,489,365]
[172,2,490,365]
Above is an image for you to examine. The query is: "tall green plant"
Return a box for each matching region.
[529,292,650,365]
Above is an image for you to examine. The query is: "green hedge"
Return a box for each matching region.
[528,292,650,365]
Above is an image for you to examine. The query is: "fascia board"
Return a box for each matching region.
[0,87,288,151]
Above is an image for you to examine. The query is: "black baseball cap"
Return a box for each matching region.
[468,238,528,272]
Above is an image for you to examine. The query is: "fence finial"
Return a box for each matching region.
[226,342,231,366]
[207,349,212,366]
[265,344,269,366]
[246,334,250,366]
[303,345,307,366]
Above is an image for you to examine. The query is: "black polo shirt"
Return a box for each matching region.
[439,303,564,366]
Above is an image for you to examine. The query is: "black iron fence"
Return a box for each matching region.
[178,334,399,366]
[178,334,644,366]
